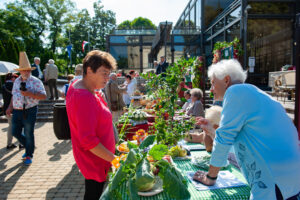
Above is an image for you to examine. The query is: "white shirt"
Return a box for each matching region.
[122,81,135,105]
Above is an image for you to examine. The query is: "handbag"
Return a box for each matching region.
[53,103,71,140]
[109,82,119,111]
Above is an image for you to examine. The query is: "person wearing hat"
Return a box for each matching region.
[6,52,47,165]
[69,64,83,85]
[45,59,59,100]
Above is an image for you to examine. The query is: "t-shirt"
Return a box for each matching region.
[66,85,115,182]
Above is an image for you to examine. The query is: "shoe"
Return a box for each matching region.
[49,97,54,100]
[19,144,25,150]
[22,153,27,160]
[6,144,17,149]
[24,157,32,165]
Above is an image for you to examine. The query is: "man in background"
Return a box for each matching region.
[31,57,43,79]
[156,56,169,75]
[45,59,58,100]
[6,52,47,165]
[104,73,126,122]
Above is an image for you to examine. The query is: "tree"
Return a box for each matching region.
[90,0,116,50]
[131,17,156,29]
[118,17,156,30]
[117,20,131,29]
[23,0,76,53]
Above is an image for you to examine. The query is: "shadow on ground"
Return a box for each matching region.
[46,164,84,199]
[0,150,19,170]
[47,140,72,161]
[0,163,29,199]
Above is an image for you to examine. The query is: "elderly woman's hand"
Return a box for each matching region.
[196,117,215,137]
[193,170,217,186]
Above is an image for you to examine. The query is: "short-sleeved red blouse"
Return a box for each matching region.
[66,84,115,182]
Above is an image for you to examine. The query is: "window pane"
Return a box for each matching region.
[204,0,235,28]
[226,22,240,42]
[174,45,187,62]
[174,36,185,43]
[110,46,128,68]
[248,2,295,15]
[190,6,195,28]
[213,20,224,34]
[226,6,241,25]
[247,19,293,86]
[110,36,127,43]
[196,0,201,27]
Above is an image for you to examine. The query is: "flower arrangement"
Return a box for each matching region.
[213,37,243,63]
[192,56,205,91]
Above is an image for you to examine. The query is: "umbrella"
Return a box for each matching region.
[0,61,18,75]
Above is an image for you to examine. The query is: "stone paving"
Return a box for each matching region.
[0,122,85,200]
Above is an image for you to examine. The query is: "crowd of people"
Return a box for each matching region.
[1,50,299,200]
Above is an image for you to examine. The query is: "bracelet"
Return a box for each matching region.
[206,174,218,180]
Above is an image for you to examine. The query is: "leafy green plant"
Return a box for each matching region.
[141,57,196,146]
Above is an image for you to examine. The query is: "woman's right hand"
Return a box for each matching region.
[196,117,215,137]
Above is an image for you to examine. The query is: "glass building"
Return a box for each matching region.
[107,0,299,88]
[175,0,299,88]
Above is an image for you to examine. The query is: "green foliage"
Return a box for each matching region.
[192,56,204,91]
[118,17,156,29]
[139,135,156,150]
[148,144,168,161]
[156,160,190,200]
[0,0,116,69]
[213,37,243,62]
[135,158,155,192]
[117,20,132,29]
[141,57,196,146]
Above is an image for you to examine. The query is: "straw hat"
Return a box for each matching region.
[16,52,35,71]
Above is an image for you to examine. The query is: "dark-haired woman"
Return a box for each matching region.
[66,50,117,200]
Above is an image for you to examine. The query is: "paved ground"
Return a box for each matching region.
[0,122,84,200]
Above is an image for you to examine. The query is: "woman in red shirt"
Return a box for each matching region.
[66,50,117,200]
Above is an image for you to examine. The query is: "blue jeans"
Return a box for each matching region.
[12,106,37,158]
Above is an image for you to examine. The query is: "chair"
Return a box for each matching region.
[278,72,296,103]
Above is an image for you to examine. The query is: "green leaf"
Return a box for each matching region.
[139,135,156,149]
[160,168,190,200]
[110,165,126,191]
[148,144,168,161]
[128,177,139,200]
[127,141,138,149]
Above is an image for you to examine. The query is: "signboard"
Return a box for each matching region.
[221,46,234,59]
[248,57,255,73]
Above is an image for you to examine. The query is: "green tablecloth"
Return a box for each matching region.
[118,149,251,200]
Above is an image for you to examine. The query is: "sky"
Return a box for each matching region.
[0,0,190,26]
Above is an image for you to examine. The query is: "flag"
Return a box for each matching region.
[67,45,72,59]
[82,41,89,52]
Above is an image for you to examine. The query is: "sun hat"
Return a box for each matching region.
[16,52,35,71]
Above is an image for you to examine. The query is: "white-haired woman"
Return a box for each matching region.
[194,59,300,199]
[185,88,204,117]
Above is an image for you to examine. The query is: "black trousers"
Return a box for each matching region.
[84,179,105,200]
[276,185,300,200]
[48,79,58,99]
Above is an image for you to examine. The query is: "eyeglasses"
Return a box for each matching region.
[99,70,111,77]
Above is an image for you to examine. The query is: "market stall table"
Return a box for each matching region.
[115,144,250,199]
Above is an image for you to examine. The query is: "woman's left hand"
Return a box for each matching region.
[193,170,217,186]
